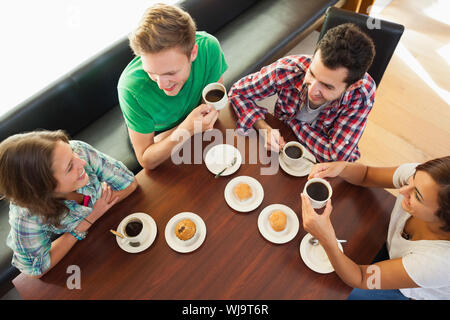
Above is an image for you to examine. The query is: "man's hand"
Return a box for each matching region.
[254,119,286,152]
[180,104,219,135]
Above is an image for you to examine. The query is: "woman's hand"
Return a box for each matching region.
[89,182,119,223]
[301,193,337,245]
[308,161,348,180]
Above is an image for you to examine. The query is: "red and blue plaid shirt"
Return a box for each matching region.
[229,55,376,162]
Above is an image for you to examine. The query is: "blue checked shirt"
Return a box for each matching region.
[6,140,135,276]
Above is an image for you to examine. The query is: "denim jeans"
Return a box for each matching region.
[347,243,410,300]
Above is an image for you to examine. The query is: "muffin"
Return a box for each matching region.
[175,219,196,241]
[269,210,287,232]
[233,183,253,202]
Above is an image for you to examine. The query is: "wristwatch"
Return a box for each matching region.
[70,229,88,240]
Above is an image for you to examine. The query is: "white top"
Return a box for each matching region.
[387,163,450,300]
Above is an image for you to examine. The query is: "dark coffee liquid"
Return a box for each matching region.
[205,89,225,102]
[285,146,303,159]
[306,182,329,201]
[125,221,143,237]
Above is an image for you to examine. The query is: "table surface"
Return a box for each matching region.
[13,107,395,299]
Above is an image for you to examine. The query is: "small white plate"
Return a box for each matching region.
[279,150,316,177]
[224,176,264,212]
[165,212,206,253]
[116,212,157,254]
[204,144,242,176]
[299,233,343,274]
[257,204,299,244]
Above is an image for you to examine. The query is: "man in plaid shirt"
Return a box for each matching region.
[229,23,376,162]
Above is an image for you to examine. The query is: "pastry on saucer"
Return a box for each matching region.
[269,210,287,232]
[233,183,253,202]
[175,219,196,241]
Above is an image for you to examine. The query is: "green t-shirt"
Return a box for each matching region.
[118,31,228,134]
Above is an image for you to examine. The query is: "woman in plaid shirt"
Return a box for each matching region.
[229,23,376,163]
[0,130,137,277]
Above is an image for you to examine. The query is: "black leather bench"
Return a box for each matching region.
[0,0,343,297]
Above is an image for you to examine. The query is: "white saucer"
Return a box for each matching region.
[299,233,343,274]
[116,212,157,253]
[165,212,206,253]
[224,176,264,213]
[279,150,316,177]
[257,204,299,244]
[204,144,242,177]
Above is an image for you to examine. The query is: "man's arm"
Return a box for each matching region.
[229,60,285,134]
[129,104,218,170]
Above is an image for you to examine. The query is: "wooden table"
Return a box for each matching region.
[12,107,395,299]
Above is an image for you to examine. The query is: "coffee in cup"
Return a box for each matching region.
[281,141,306,168]
[202,82,228,110]
[125,220,143,237]
[303,178,332,209]
[121,215,147,247]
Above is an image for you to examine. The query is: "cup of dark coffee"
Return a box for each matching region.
[202,82,228,110]
[281,141,306,168]
[303,178,332,209]
[120,216,147,247]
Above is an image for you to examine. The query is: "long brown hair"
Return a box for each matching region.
[0,130,70,225]
[416,156,450,232]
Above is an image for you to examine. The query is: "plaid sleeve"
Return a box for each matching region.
[290,76,376,162]
[229,57,299,134]
[7,206,52,276]
[70,140,135,191]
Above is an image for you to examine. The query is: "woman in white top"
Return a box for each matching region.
[301,156,450,300]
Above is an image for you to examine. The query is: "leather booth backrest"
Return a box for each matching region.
[318,7,404,87]
[179,0,260,34]
[0,38,134,142]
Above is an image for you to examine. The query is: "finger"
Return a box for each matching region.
[208,113,219,130]
[104,186,113,202]
[300,193,312,217]
[323,199,333,218]
[279,136,287,149]
[308,164,328,180]
[107,196,120,208]
[200,104,212,115]
[203,108,217,122]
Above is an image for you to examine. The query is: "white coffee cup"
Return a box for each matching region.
[303,178,332,209]
[281,141,307,168]
[202,82,228,110]
[121,216,148,247]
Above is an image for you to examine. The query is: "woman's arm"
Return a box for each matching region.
[111,178,138,203]
[29,220,91,279]
[309,161,398,189]
[301,194,418,290]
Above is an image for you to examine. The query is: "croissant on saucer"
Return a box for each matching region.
[233,183,253,202]
[269,210,287,232]
[175,219,196,241]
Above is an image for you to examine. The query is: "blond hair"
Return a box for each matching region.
[129,3,197,57]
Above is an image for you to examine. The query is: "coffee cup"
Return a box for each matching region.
[281,141,306,168]
[303,178,332,209]
[202,82,228,110]
[120,216,148,247]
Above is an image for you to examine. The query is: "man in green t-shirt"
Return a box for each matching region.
[118,3,228,169]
